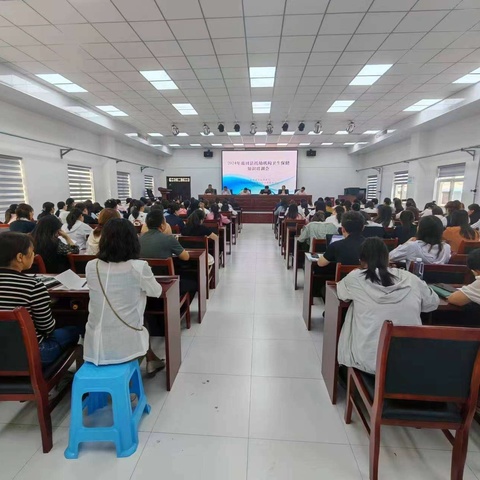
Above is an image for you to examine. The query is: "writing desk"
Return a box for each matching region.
[323,281,464,405]
[49,276,181,391]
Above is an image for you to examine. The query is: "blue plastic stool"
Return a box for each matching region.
[64,360,151,459]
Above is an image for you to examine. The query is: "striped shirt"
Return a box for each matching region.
[0,269,55,343]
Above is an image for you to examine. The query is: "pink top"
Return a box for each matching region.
[206,212,231,225]
[178,208,187,215]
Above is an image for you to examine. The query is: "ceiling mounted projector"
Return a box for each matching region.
[313,121,322,134]
[203,123,210,135]
[234,123,240,132]
[250,122,257,135]
[171,124,179,136]
[298,122,305,132]
[266,122,274,134]
[282,122,289,131]
[218,123,224,133]
[346,121,355,134]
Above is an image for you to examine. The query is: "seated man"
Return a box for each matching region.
[204,184,216,194]
[448,249,480,306]
[317,211,366,268]
[0,232,80,365]
[221,186,232,195]
[165,203,186,231]
[295,186,306,195]
[298,212,338,246]
[259,185,272,195]
[240,188,251,195]
[278,185,289,195]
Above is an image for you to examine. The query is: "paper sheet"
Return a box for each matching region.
[54,269,88,290]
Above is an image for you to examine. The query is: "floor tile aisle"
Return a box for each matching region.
[2,224,480,479]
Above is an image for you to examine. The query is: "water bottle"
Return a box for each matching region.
[413,258,424,279]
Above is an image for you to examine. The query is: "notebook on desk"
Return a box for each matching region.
[26,275,61,289]
[430,284,457,299]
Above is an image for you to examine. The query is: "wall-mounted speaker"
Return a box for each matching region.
[204,149,213,158]
[306,149,316,157]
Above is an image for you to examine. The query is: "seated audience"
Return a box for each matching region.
[432,205,447,227]
[285,203,304,221]
[420,201,435,217]
[74,202,97,225]
[405,200,420,221]
[443,209,480,253]
[206,204,230,226]
[383,197,392,206]
[59,197,74,224]
[445,199,462,226]
[343,200,352,212]
[178,202,188,215]
[393,198,403,216]
[0,232,80,365]
[363,201,377,214]
[83,218,164,375]
[5,203,18,224]
[274,200,288,223]
[352,202,370,223]
[325,206,345,228]
[128,200,147,225]
[389,215,451,265]
[394,210,417,245]
[32,215,79,273]
[337,237,439,374]
[325,200,334,214]
[55,201,66,218]
[38,202,55,220]
[317,211,366,267]
[62,208,93,250]
[86,208,121,255]
[104,198,118,209]
[297,212,338,246]
[183,210,218,242]
[371,204,393,228]
[468,204,480,225]
[9,203,36,234]
[165,203,186,230]
[448,249,480,306]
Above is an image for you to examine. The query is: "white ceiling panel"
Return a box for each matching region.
[179,39,215,56]
[249,53,279,66]
[312,34,352,51]
[217,54,248,67]
[154,0,203,20]
[0,26,41,46]
[327,0,373,13]
[145,41,183,57]
[433,9,480,30]
[206,18,245,38]
[285,0,329,15]
[68,0,124,23]
[413,31,463,49]
[448,31,480,48]
[357,13,406,34]
[345,33,388,51]
[380,33,425,50]
[57,24,106,44]
[415,0,464,8]
[398,49,440,63]
[320,13,364,34]
[212,38,246,55]
[245,16,283,37]
[247,37,280,54]
[278,52,310,66]
[370,0,417,11]
[337,51,374,65]
[82,43,123,59]
[395,11,449,32]
[168,19,210,40]
[25,0,86,24]
[113,42,153,58]
[282,15,323,36]
[279,35,315,53]
[93,23,140,43]
[243,0,286,16]
[18,45,59,61]
[188,55,220,68]
[100,59,135,71]
[430,48,474,62]
[157,56,190,69]
[199,0,243,18]
[111,0,163,21]
[130,21,174,42]
[0,2,49,26]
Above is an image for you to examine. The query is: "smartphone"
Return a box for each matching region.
[310,253,319,259]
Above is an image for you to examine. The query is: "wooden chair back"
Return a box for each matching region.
[134,224,142,235]
[67,254,97,274]
[449,254,468,265]
[408,263,474,285]
[458,240,480,254]
[171,225,181,234]
[311,238,327,253]
[335,263,359,282]
[23,255,47,274]
[203,221,220,234]
[382,238,398,251]
[142,257,175,276]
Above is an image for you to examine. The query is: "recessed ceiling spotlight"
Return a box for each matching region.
[171,124,179,136]
[203,123,210,135]
[234,123,240,133]
[313,121,322,134]
[298,122,305,132]
[266,122,274,134]
[250,122,257,135]
[282,122,289,131]
[218,123,225,133]
[346,121,355,133]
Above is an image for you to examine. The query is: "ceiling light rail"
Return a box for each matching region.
[0,131,165,172]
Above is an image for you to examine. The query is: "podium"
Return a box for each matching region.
[157,187,172,200]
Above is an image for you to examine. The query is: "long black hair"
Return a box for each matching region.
[38,201,55,220]
[130,200,144,220]
[360,237,396,287]
[468,204,480,225]
[210,204,221,221]
[66,208,83,230]
[335,206,345,224]
[451,210,477,240]
[0,232,33,267]
[98,218,140,263]
[399,209,414,229]
[393,198,403,214]
[416,215,444,256]
[374,204,393,228]
[186,209,205,228]
[286,204,299,219]
[31,215,63,267]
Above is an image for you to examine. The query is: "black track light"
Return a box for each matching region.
[298,122,305,132]
[282,122,289,131]
[234,123,240,132]
[218,123,224,133]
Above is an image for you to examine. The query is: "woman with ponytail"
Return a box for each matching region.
[128,200,147,225]
[337,237,439,374]
[86,208,121,255]
[325,205,345,228]
[61,207,92,250]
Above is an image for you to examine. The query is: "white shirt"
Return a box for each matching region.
[84,259,162,365]
[295,190,306,195]
[58,210,69,224]
[129,212,147,225]
[61,220,92,250]
[325,215,341,228]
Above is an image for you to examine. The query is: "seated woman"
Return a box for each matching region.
[448,248,480,306]
[325,206,344,228]
[371,204,393,228]
[9,203,36,234]
[4,203,18,224]
[183,209,218,241]
[432,205,447,228]
[86,208,120,255]
[389,215,451,265]
[206,204,230,226]
[297,211,338,246]
[443,209,479,253]
[0,232,80,365]
[394,210,417,245]
[128,200,147,225]
[32,216,79,273]
[61,207,93,250]
[37,202,55,220]
[337,237,439,374]
[84,218,164,375]
[468,203,480,226]
[285,203,305,222]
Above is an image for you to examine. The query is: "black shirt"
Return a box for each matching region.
[166,214,186,230]
[9,220,36,234]
[323,234,365,265]
[394,225,417,245]
[260,189,272,195]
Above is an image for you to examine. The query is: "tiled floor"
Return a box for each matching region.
[3,224,480,479]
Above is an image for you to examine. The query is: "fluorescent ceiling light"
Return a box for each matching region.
[151,81,178,90]
[322,142,333,145]
[169,143,180,146]
[148,133,163,137]
[453,74,480,84]
[233,143,244,146]
[140,70,171,81]
[63,106,98,119]
[109,111,128,116]
[404,105,425,111]
[403,98,442,111]
[177,132,189,136]
[299,143,310,146]
[356,142,368,145]
[256,143,266,146]
[200,132,214,136]
[249,67,276,78]
[172,103,198,115]
[35,73,71,84]
[363,130,380,134]
[96,105,128,116]
[277,143,288,146]
[252,101,271,114]
[327,100,355,112]
[387,129,396,133]
[350,76,380,86]
[125,133,138,137]
[56,83,87,93]
[344,142,355,145]
[336,130,349,135]
[357,64,392,76]
[227,131,241,136]
[255,131,267,135]
[281,131,295,135]
[251,78,274,88]
[150,144,163,146]
[211,143,222,146]
[308,131,323,135]
[190,144,201,146]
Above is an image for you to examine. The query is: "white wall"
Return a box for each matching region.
[357,113,480,208]
[0,100,163,217]
[161,147,361,200]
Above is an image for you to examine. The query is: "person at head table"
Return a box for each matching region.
[204,184,216,195]
[259,185,272,195]
[295,186,306,195]
[240,188,251,195]
[221,186,231,195]
[278,185,289,195]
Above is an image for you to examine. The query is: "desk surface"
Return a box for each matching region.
[197,194,313,212]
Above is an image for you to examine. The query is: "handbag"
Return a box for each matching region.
[96,260,143,332]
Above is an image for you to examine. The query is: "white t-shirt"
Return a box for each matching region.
[129,212,147,225]
[61,220,92,250]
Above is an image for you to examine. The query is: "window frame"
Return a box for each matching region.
[67,164,95,202]
[0,155,27,221]
[116,171,132,203]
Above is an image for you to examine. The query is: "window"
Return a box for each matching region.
[144,175,154,197]
[117,172,131,203]
[392,171,408,200]
[0,155,26,219]
[436,164,465,206]
[366,175,378,200]
[67,164,94,202]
